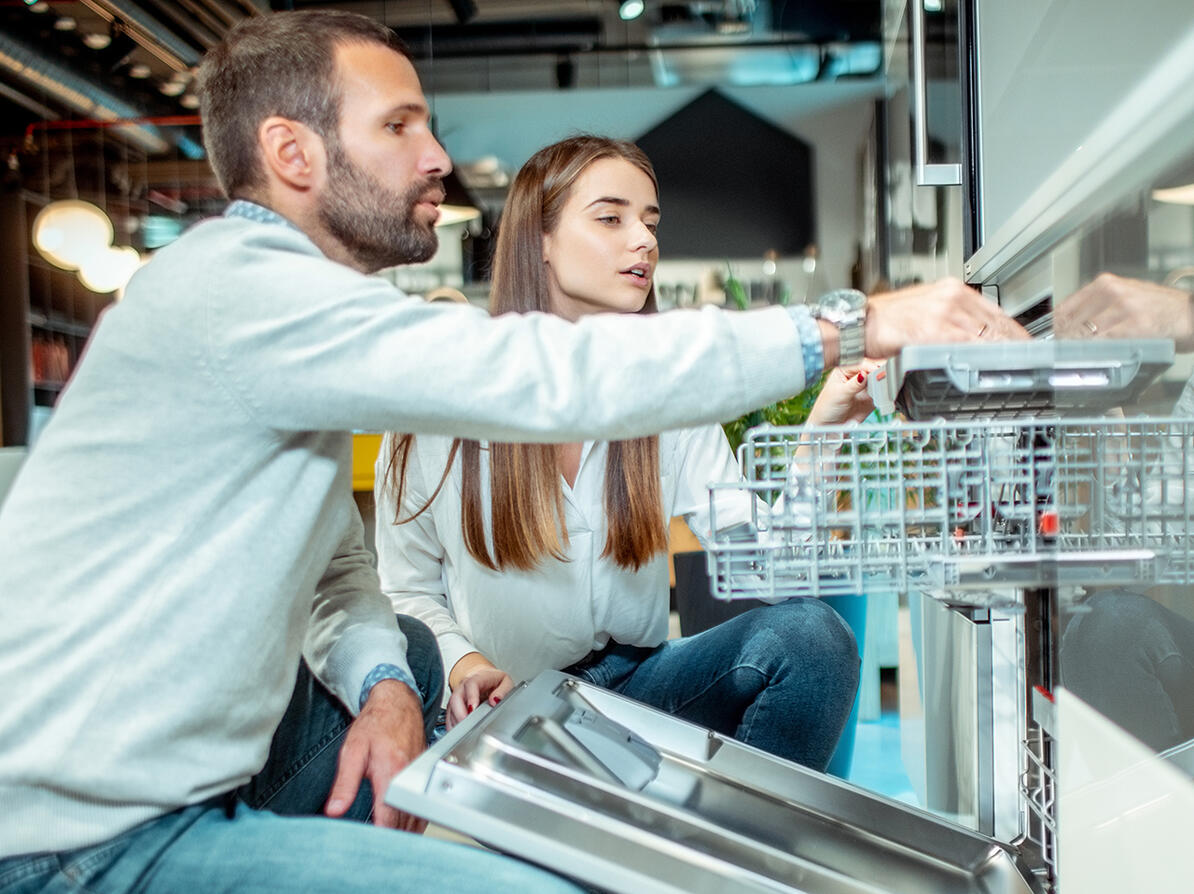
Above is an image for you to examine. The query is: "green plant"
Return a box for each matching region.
[723,263,749,311]
[722,370,830,454]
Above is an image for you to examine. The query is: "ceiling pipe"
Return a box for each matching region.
[77,0,210,67]
[0,31,209,157]
[0,32,169,154]
[24,114,203,144]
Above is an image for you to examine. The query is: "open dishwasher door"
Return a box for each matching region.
[385,670,1042,894]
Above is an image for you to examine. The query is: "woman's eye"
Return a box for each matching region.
[598,215,620,225]
[646,223,659,234]
[386,121,405,134]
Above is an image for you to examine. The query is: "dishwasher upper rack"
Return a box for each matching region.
[705,417,1194,602]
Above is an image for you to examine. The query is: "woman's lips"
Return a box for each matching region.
[620,265,652,289]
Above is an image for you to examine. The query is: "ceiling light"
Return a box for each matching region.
[27,1,49,11]
[159,81,186,96]
[178,93,200,109]
[128,63,151,78]
[1153,183,1194,205]
[53,16,76,30]
[619,0,645,22]
[32,200,114,271]
[436,205,482,228]
[78,245,142,294]
[82,32,112,49]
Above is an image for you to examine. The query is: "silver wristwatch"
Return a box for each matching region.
[812,288,867,366]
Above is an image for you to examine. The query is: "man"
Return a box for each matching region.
[0,10,1024,893]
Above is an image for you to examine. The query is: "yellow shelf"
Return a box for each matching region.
[351,433,384,492]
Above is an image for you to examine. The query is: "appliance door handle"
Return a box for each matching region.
[911,0,962,186]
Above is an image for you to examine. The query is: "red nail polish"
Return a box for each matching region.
[467,704,474,714]
[856,372,866,383]
[492,696,501,705]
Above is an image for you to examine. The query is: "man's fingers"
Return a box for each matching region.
[372,800,403,829]
[324,738,367,817]
[370,760,408,829]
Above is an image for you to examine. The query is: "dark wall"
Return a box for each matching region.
[635,89,814,259]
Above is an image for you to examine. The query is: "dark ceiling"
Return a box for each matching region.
[0,1,881,219]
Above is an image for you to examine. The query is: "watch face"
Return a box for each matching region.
[818,289,866,323]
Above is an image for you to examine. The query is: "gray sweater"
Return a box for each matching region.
[0,204,815,858]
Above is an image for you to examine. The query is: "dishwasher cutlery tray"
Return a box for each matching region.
[386,671,1042,894]
[707,417,1194,602]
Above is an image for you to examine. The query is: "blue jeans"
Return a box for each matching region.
[0,615,583,894]
[567,598,860,771]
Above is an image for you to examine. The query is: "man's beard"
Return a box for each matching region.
[318,140,441,273]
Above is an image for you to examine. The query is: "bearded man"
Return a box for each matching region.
[0,9,1025,894]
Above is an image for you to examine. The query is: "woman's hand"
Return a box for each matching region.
[446,665,515,731]
[806,361,883,427]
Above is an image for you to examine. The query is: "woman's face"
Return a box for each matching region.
[542,157,660,321]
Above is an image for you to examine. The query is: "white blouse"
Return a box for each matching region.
[373,426,754,690]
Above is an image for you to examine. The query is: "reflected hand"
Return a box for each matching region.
[1054,273,1194,349]
[865,278,1029,358]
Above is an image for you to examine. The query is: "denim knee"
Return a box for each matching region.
[745,600,860,694]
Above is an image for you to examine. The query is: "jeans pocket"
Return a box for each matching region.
[58,836,132,890]
[0,854,57,892]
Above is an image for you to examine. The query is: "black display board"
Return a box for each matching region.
[635,89,814,259]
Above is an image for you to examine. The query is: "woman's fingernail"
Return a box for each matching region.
[856,372,866,383]
[327,799,345,813]
[467,704,474,714]
[491,696,501,705]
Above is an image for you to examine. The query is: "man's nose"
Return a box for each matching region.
[421,133,452,177]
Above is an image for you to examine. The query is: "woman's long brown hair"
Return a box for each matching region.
[384,135,668,571]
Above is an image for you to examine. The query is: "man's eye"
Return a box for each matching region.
[646,223,659,234]
[386,121,405,134]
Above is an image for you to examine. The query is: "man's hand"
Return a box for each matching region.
[446,665,515,732]
[1054,273,1194,349]
[864,278,1029,359]
[324,679,427,832]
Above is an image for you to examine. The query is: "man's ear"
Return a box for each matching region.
[258,116,326,191]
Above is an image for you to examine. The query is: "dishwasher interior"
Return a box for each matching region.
[385,340,1188,894]
[704,339,1191,892]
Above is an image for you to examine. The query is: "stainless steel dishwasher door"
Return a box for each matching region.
[385,671,1042,894]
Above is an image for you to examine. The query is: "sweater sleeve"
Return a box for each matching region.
[374,434,478,689]
[303,494,415,716]
[196,224,812,442]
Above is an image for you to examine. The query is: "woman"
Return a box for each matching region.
[374,135,870,770]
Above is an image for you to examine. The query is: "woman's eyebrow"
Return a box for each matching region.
[584,196,661,215]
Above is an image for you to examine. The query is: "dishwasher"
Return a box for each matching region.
[385,339,1183,894]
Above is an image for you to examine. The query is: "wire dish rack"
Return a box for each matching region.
[706,417,1194,604]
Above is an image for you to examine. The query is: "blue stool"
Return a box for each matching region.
[820,594,867,779]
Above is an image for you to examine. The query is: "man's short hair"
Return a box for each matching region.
[197,10,410,199]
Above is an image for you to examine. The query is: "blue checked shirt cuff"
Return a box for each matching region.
[359,663,422,712]
[786,305,826,384]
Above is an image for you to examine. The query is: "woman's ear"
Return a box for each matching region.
[258,117,327,191]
